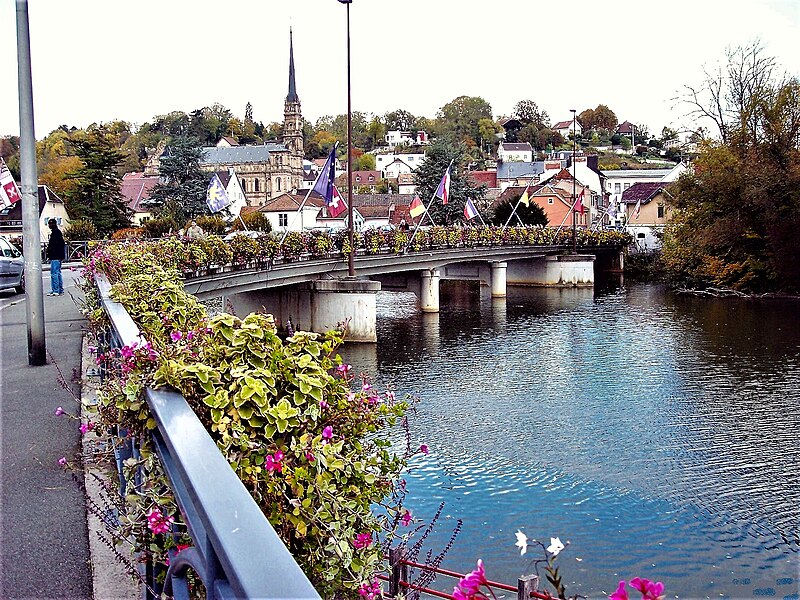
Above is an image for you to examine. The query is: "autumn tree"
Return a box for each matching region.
[413,138,487,225]
[435,96,493,146]
[579,105,617,132]
[63,126,132,235]
[384,109,417,132]
[663,43,800,291]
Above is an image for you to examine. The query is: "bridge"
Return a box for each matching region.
[183,243,623,342]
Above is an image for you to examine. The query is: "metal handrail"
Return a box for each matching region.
[95,274,320,600]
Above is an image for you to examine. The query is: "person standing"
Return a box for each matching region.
[186,220,205,240]
[46,218,65,296]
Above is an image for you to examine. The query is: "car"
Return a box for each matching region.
[0,237,24,294]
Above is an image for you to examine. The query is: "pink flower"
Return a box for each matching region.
[79,422,95,434]
[362,383,372,392]
[319,399,329,409]
[58,456,67,466]
[55,406,65,416]
[610,580,629,600]
[146,508,174,535]
[456,560,488,597]
[347,392,356,403]
[186,331,195,341]
[385,391,396,402]
[358,578,382,600]
[629,578,664,600]
[170,331,182,342]
[419,444,429,455]
[305,451,315,462]
[401,510,412,527]
[265,450,284,473]
[336,364,351,374]
[353,533,372,549]
[322,426,333,440]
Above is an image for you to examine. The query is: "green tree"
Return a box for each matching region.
[63,126,132,235]
[413,139,486,225]
[435,96,493,145]
[384,109,417,132]
[147,135,210,222]
[490,194,548,226]
[513,99,549,128]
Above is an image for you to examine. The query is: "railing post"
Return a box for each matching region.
[389,546,407,598]
[517,574,539,600]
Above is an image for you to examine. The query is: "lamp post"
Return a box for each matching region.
[570,108,577,254]
[338,0,355,277]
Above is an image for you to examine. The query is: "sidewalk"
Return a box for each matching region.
[0,273,93,598]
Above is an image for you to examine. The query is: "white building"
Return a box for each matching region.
[384,130,429,148]
[374,151,426,176]
[498,142,533,163]
[601,162,686,225]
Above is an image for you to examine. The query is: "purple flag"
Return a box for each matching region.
[312,146,337,205]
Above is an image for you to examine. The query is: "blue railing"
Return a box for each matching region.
[95,275,321,600]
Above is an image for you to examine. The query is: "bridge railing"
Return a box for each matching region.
[95,274,320,600]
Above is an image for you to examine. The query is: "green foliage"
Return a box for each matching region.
[82,247,411,598]
[232,211,272,232]
[141,216,179,239]
[413,139,487,225]
[63,218,100,241]
[195,215,227,235]
[63,126,132,235]
[490,197,549,227]
[147,135,210,222]
[435,96,494,146]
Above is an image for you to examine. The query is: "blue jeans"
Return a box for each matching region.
[50,260,63,294]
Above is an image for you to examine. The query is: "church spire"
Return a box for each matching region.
[287,28,299,103]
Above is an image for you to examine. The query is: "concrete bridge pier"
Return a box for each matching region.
[507,254,595,287]
[491,261,507,297]
[419,268,441,313]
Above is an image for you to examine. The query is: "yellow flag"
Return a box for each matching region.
[520,190,529,207]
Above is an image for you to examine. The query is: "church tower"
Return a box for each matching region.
[283,29,304,158]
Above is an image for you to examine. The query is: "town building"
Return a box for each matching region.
[621,182,675,251]
[0,185,70,240]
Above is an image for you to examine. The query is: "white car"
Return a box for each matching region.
[0,237,24,294]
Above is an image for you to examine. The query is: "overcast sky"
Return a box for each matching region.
[1,0,798,141]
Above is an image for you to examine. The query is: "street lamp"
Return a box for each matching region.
[338,0,355,277]
[570,108,577,254]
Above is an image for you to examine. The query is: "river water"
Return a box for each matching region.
[342,280,800,600]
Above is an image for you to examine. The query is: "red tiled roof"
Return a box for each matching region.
[121,172,160,212]
[469,171,497,187]
[553,120,573,129]
[262,192,326,211]
[617,121,634,134]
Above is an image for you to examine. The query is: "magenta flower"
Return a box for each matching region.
[55,406,65,416]
[629,578,664,600]
[362,383,372,392]
[385,391,396,402]
[610,580,629,600]
[455,559,488,598]
[87,345,97,354]
[336,364,351,374]
[146,508,174,535]
[353,532,372,549]
[170,331,183,342]
[419,444,429,455]
[347,392,356,403]
[58,456,67,466]
[186,330,195,341]
[319,399,329,409]
[357,578,382,600]
[401,510,412,527]
[79,422,95,435]
[265,450,284,473]
[322,426,333,440]
[305,451,315,463]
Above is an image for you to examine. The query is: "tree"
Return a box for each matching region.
[490,194,548,226]
[63,126,132,235]
[435,96,493,145]
[147,135,209,223]
[579,105,617,132]
[413,139,486,225]
[513,100,549,128]
[384,109,417,132]
[663,44,800,291]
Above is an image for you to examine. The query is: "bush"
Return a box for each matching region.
[64,218,99,241]
[111,227,143,241]
[231,211,272,232]
[141,216,179,239]
[195,215,227,235]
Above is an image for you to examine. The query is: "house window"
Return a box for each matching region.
[624,183,631,190]
[254,179,260,192]
[277,179,282,191]
[279,213,288,227]
[614,183,621,194]
[241,178,247,192]
[548,198,554,204]
[657,204,665,218]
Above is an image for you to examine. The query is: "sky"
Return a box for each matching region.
[1,0,799,142]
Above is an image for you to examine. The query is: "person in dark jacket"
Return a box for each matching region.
[46,218,65,296]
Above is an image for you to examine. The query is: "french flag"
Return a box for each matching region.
[463,197,479,221]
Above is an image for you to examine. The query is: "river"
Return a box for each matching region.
[341,280,799,600]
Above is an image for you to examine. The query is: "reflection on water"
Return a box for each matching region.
[342,282,800,599]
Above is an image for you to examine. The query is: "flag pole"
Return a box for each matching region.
[401,188,438,254]
[500,171,539,233]
[549,193,582,244]
[280,143,337,246]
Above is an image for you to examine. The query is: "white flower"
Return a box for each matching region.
[547,537,565,557]
[514,530,528,555]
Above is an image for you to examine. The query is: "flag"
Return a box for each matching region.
[328,184,347,218]
[606,202,616,218]
[206,173,232,213]
[435,165,451,205]
[409,195,425,218]
[463,197,479,221]
[576,189,586,215]
[632,199,642,220]
[312,146,337,205]
[0,158,20,209]
[519,189,530,207]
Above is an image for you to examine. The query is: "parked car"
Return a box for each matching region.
[0,237,25,294]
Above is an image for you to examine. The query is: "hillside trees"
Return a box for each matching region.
[663,42,800,291]
[435,96,493,147]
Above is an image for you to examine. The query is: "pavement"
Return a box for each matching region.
[0,263,138,600]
